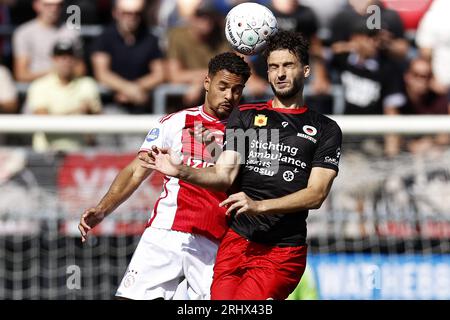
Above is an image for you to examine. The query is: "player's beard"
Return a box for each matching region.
[271,77,303,99]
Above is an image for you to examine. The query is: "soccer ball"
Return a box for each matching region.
[225,2,278,56]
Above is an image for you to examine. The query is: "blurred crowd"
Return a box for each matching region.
[0,0,449,153]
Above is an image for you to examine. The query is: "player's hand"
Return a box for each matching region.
[139,146,182,177]
[219,192,262,217]
[78,208,105,243]
[188,124,216,145]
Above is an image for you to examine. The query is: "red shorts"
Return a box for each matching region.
[210,228,307,300]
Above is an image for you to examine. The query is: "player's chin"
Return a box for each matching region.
[218,105,233,117]
[273,85,299,99]
[274,88,293,98]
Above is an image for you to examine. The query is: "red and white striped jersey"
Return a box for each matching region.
[139,105,229,242]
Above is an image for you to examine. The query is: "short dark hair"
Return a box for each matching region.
[208,52,251,82]
[263,30,310,65]
[52,39,76,56]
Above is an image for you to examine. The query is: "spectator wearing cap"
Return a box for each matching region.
[26,40,102,152]
[166,0,231,109]
[332,21,406,156]
[91,0,165,114]
[333,22,406,116]
[330,0,409,62]
[12,0,84,83]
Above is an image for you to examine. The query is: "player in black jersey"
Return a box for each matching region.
[143,30,342,300]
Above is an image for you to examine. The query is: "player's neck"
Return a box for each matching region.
[272,95,305,110]
[202,103,220,120]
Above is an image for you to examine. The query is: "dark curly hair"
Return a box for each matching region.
[208,52,251,82]
[263,30,310,66]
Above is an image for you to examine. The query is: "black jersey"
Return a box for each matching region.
[224,100,342,246]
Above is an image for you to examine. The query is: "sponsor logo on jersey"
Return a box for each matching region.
[282,170,294,182]
[297,132,317,144]
[324,147,341,166]
[282,121,288,128]
[302,125,317,136]
[324,156,339,166]
[297,125,318,143]
[146,128,160,142]
[123,269,138,288]
[254,114,268,127]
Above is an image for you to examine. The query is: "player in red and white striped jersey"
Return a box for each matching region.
[139,105,229,242]
[78,52,250,299]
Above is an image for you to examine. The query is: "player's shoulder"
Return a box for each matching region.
[158,106,201,124]
[237,100,270,112]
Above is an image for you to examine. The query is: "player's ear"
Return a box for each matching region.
[204,75,211,93]
[303,65,311,78]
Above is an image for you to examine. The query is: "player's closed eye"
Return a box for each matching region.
[232,87,243,95]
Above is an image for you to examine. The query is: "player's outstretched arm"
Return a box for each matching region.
[221,167,338,217]
[141,146,241,192]
[78,152,153,242]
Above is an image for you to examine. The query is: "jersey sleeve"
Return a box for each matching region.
[311,120,342,173]
[139,117,169,152]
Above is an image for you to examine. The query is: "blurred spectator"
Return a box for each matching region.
[0,63,17,113]
[330,0,409,61]
[91,0,165,114]
[400,57,450,155]
[401,58,449,116]
[415,0,450,93]
[158,0,263,29]
[26,39,101,152]
[334,24,405,115]
[333,21,405,156]
[166,0,230,108]
[271,0,319,37]
[0,0,14,69]
[301,0,346,29]
[12,0,84,83]
[158,0,201,31]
